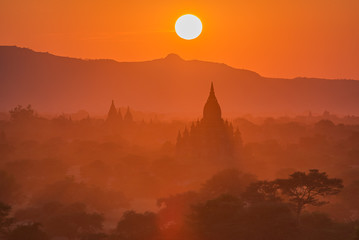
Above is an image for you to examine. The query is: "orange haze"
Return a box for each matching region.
[1,0,359,79]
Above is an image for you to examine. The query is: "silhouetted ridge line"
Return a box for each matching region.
[1,45,359,115]
[164,53,183,61]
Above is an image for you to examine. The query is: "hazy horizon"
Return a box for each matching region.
[2,45,359,117]
[1,2,359,239]
[3,45,359,81]
[1,0,359,80]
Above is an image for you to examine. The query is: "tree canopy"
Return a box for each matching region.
[276,169,343,219]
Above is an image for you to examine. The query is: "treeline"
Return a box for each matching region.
[1,169,359,240]
[1,105,359,239]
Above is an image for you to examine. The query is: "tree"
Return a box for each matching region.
[0,202,14,238]
[8,222,49,240]
[200,168,256,200]
[243,201,297,240]
[276,169,343,221]
[45,202,104,240]
[9,105,35,122]
[114,211,159,240]
[339,180,359,218]
[189,194,297,240]
[0,170,21,204]
[354,226,359,240]
[299,212,354,240]
[241,180,281,204]
[15,202,104,239]
[189,195,245,240]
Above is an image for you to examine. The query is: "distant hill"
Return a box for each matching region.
[1,46,358,117]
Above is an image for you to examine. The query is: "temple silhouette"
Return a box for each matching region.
[105,83,242,168]
[176,83,242,167]
[106,101,134,126]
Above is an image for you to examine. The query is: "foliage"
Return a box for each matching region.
[0,170,21,204]
[243,201,297,240]
[114,211,159,240]
[9,105,35,122]
[7,222,49,240]
[45,202,104,239]
[0,202,14,237]
[354,226,359,240]
[276,169,343,219]
[200,168,256,200]
[189,194,297,240]
[189,195,245,240]
[242,180,281,204]
[299,212,354,240]
[16,202,104,240]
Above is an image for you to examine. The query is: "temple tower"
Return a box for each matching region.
[176,83,242,168]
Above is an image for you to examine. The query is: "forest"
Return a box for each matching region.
[0,105,359,240]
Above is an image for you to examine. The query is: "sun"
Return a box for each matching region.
[175,14,202,40]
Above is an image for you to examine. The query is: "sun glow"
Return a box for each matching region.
[175,14,202,40]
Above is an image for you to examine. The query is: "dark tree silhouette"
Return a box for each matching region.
[243,202,297,240]
[9,105,35,122]
[0,170,21,204]
[340,180,359,216]
[241,180,281,204]
[354,226,359,240]
[299,212,354,240]
[0,202,14,238]
[114,211,159,240]
[189,195,245,240]
[189,194,297,240]
[8,222,49,240]
[45,202,104,240]
[200,169,256,200]
[276,169,343,220]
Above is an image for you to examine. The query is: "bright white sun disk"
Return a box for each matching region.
[175,14,202,40]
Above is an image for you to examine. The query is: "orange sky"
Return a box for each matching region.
[1,0,358,79]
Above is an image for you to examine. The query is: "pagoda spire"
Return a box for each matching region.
[210,82,214,94]
[124,106,134,122]
[203,82,222,122]
[107,100,118,122]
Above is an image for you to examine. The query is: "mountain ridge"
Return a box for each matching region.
[1,46,358,116]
